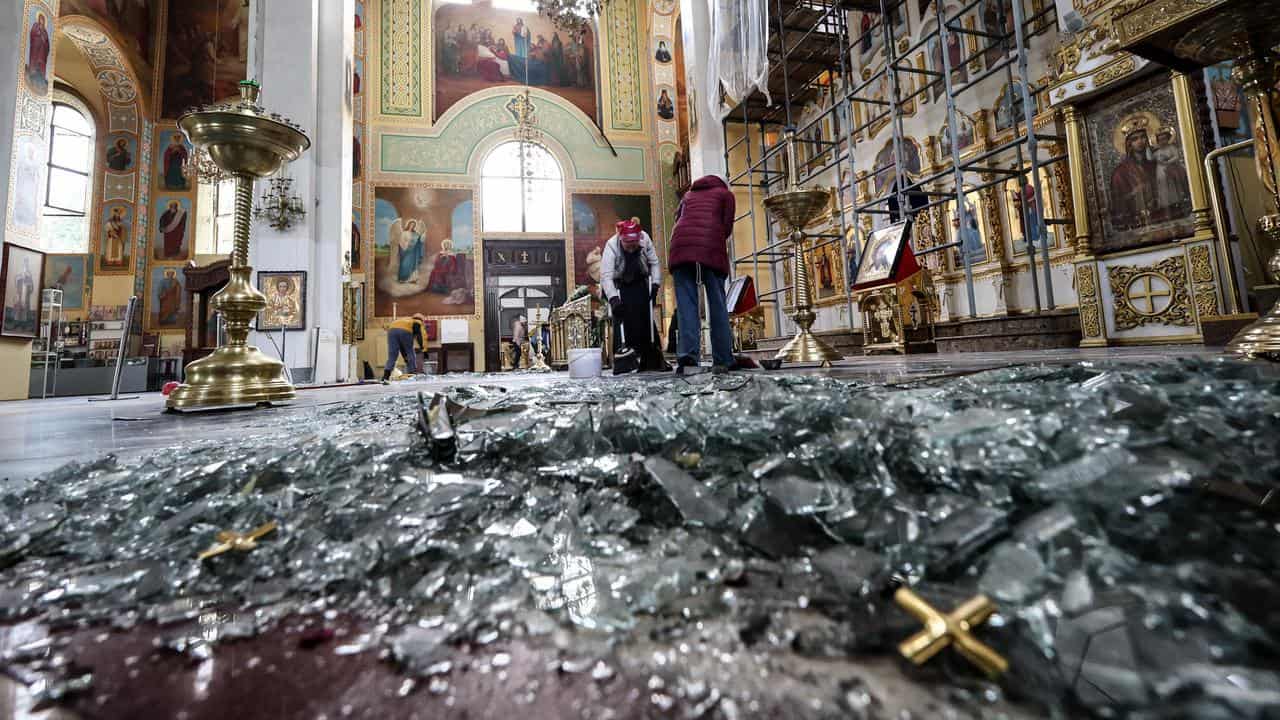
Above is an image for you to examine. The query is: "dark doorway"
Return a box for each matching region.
[483,240,568,371]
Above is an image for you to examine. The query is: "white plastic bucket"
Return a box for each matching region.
[568,348,602,379]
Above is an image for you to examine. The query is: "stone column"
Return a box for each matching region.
[1062,105,1092,257]
[247,0,351,384]
[679,0,727,179]
[1171,71,1215,240]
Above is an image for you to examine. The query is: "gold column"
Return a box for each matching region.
[1171,72,1215,239]
[1062,105,1093,258]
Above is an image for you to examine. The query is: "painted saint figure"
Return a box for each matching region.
[513,18,530,59]
[265,277,300,328]
[655,40,672,63]
[952,203,985,262]
[163,133,190,191]
[657,89,675,120]
[104,207,129,266]
[157,269,182,326]
[26,13,50,95]
[14,259,35,319]
[1109,128,1158,229]
[396,219,425,283]
[1152,126,1188,217]
[106,138,133,172]
[158,200,189,259]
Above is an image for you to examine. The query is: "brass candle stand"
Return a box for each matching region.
[167,81,312,410]
[1113,1,1280,360]
[761,130,843,366]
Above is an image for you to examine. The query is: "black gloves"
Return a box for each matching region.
[609,296,622,314]
[650,284,660,302]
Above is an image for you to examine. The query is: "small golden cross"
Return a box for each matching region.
[894,587,1009,678]
[197,520,279,561]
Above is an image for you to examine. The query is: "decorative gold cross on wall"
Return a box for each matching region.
[894,587,1009,678]
[197,521,279,561]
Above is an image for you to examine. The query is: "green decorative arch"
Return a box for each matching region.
[379,91,647,182]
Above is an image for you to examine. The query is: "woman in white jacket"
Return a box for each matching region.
[599,218,664,370]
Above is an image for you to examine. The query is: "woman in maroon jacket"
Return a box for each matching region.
[669,174,736,372]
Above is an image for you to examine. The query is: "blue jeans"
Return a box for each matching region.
[673,264,734,367]
[385,328,418,373]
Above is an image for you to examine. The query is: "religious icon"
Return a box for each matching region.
[980,0,1015,69]
[927,20,967,101]
[655,40,672,64]
[993,83,1026,133]
[374,187,476,317]
[939,113,976,159]
[25,9,51,96]
[1,243,46,339]
[354,128,362,180]
[100,203,133,270]
[951,200,986,265]
[154,197,192,260]
[1084,76,1195,251]
[43,254,88,310]
[105,135,136,172]
[351,209,363,272]
[434,3,598,122]
[158,130,191,191]
[150,266,187,330]
[11,137,43,232]
[1107,112,1191,232]
[257,271,307,331]
[854,221,910,286]
[657,89,675,121]
[353,58,363,96]
[162,1,250,119]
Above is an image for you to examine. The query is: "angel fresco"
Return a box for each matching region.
[388,217,428,288]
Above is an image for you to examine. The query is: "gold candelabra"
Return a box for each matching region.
[761,130,842,366]
[166,81,312,410]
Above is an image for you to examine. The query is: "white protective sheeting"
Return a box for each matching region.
[706,0,771,122]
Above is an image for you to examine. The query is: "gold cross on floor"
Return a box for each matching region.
[894,587,1009,678]
[197,520,279,561]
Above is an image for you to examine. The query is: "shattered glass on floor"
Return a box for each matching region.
[3,358,1280,718]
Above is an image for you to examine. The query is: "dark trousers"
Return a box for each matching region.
[384,328,418,377]
[512,342,523,367]
[613,281,664,370]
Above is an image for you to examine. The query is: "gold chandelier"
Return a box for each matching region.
[508,88,542,145]
[533,0,608,30]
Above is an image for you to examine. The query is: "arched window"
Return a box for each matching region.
[481,140,564,234]
[43,102,95,252]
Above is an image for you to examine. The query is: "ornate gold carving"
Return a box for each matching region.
[1077,264,1098,299]
[1189,245,1213,283]
[1094,56,1139,89]
[1195,287,1219,317]
[1081,303,1103,337]
[1107,256,1196,330]
[1111,0,1220,48]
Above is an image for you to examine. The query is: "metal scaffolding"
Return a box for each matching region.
[722,0,1066,336]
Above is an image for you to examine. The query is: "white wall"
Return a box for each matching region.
[246,0,350,383]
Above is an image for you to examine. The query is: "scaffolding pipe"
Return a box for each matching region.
[935,0,979,315]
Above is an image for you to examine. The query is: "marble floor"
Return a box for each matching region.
[0,345,1228,482]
